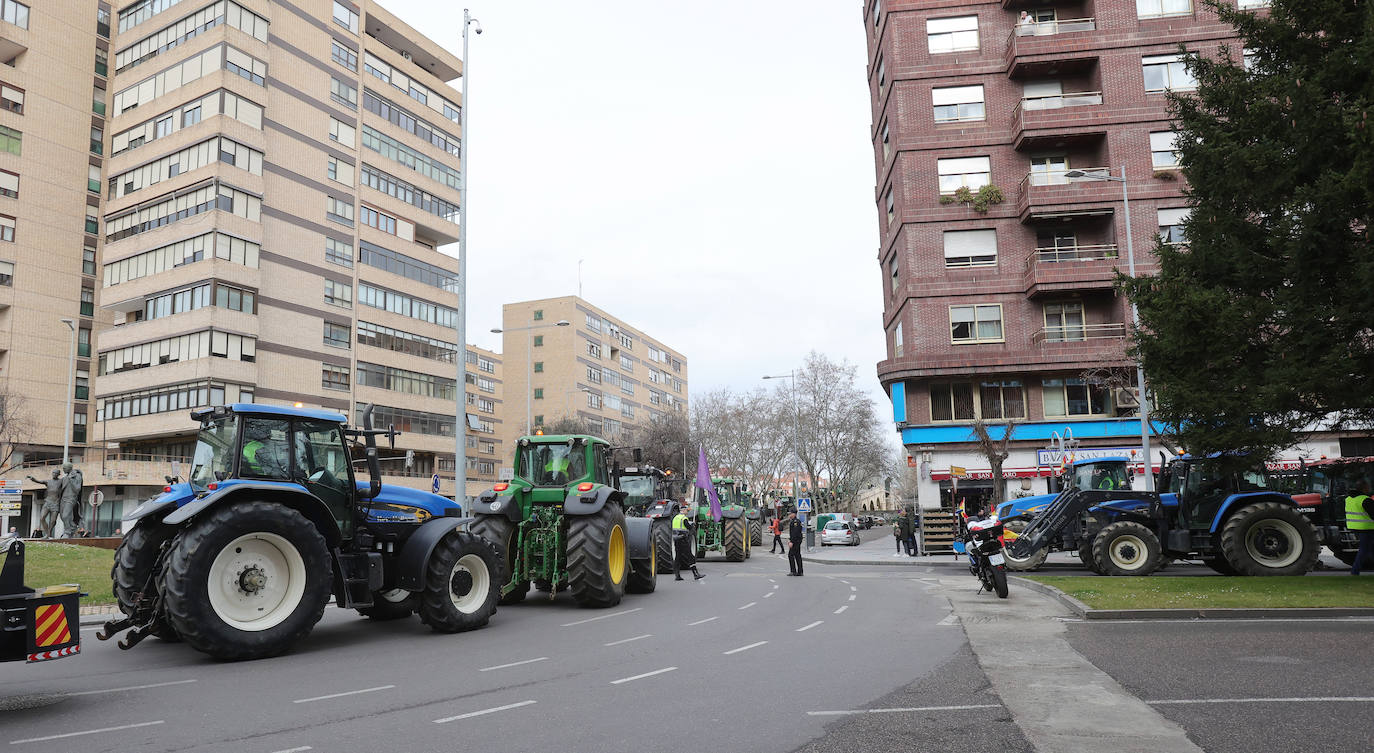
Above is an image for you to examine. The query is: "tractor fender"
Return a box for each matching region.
[161,482,343,547]
[396,516,474,591]
[122,497,176,525]
[1210,492,1300,532]
[471,490,522,522]
[719,506,744,520]
[563,485,623,516]
[624,516,653,560]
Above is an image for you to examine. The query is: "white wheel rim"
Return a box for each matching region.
[1110,535,1147,568]
[449,554,491,614]
[379,588,409,603]
[207,532,307,632]
[1245,519,1301,568]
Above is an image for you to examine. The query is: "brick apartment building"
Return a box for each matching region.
[865,0,1257,509]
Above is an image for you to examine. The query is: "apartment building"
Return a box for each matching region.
[865,0,1257,509]
[499,296,687,465]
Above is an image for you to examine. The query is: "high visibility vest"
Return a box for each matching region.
[1346,495,1374,531]
[672,512,689,531]
[242,439,264,468]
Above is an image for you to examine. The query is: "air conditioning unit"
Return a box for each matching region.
[1113,387,1140,410]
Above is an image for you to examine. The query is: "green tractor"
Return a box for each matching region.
[471,434,657,607]
[612,461,679,579]
[687,477,753,562]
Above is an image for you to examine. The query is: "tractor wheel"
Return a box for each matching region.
[626,534,657,595]
[749,520,763,546]
[696,546,707,560]
[111,520,181,642]
[1002,519,1048,572]
[1220,502,1319,576]
[567,504,629,608]
[357,589,416,620]
[417,531,500,632]
[1091,522,1162,576]
[723,517,748,562]
[160,502,332,661]
[1204,556,1238,575]
[652,520,674,577]
[470,516,529,604]
[1078,543,1105,574]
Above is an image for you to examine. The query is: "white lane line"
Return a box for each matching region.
[270,748,312,753]
[769,578,777,583]
[610,667,677,685]
[807,704,1001,717]
[771,584,779,590]
[763,592,775,599]
[65,679,197,697]
[604,634,652,647]
[834,605,848,614]
[796,621,823,632]
[723,641,768,655]
[433,700,537,724]
[478,657,548,672]
[847,594,856,601]
[850,585,857,592]
[294,685,395,704]
[1148,697,1374,705]
[937,614,960,626]
[738,602,757,610]
[840,579,850,584]
[11,720,165,745]
[561,607,642,627]
[688,616,718,626]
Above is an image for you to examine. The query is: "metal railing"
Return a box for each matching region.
[1018,90,1103,115]
[1008,17,1096,46]
[1031,322,1128,345]
[1029,244,1119,265]
[1019,166,1111,191]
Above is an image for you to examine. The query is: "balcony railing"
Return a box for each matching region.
[1029,244,1119,265]
[1031,322,1127,345]
[1017,90,1103,115]
[1007,17,1096,47]
[1021,166,1111,189]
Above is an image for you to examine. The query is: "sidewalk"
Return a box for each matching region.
[800,535,929,566]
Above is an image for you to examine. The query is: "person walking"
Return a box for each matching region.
[672,507,705,581]
[892,516,904,556]
[786,511,805,576]
[903,506,918,556]
[1345,480,1374,575]
[769,516,786,554]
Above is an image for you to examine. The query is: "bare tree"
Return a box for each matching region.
[0,391,34,475]
[969,418,1019,509]
[793,352,895,512]
[631,409,693,476]
[540,415,603,437]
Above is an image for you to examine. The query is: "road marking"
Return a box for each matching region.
[847,594,856,601]
[561,607,642,627]
[738,602,757,610]
[433,700,537,723]
[807,704,1001,717]
[834,606,848,614]
[1147,696,1374,706]
[688,616,718,626]
[604,634,652,647]
[763,592,775,599]
[478,657,548,672]
[795,621,823,632]
[65,679,197,697]
[10,720,165,745]
[840,579,850,584]
[769,578,777,583]
[294,685,395,703]
[270,748,312,753]
[771,584,779,590]
[850,585,857,592]
[610,667,677,685]
[937,614,960,626]
[724,641,768,655]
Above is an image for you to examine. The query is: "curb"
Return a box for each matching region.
[800,555,925,567]
[1009,576,1374,620]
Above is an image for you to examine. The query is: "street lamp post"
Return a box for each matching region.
[491,320,570,435]
[1064,166,1154,490]
[60,318,77,465]
[454,9,481,507]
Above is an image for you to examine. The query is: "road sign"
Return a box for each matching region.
[796,497,812,513]
[950,466,967,478]
[0,479,22,500]
[0,501,20,512]
[89,489,105,507]
[431,474,440,493]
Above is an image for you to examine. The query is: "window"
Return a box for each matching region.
[324,321,350,348]
[326,196,354,226]
[114,1,268,74]
[356,405,456,437]
[75,370,90,400]
[333,1,358,32]
[95,48,108,76]
[930,383,975,421]
[950,304,1003,343]
[322,364,351,391]
[533,388,544,400]
[587,366,602,384]
[83,247,96,276]
[937,156,990,194]
[214,282,256,313]
[1,1,29,30]
[80,288,95,316]
[358,321,458,363]
[0,84,22,114]
[1029,154,1069,185]
[1043,301,1085,342]
[932,85,985,123]
[980,381,1026,419]
[927,15,979,54]
[100,330,256,373]
[358,362,457,400]
[1143,54,1196,92]
[620,354,633,371]
[361,126,462,190]
[91,127,104,156]
[332,41,358,71]
[533,362,544,373]
[359,241,457,289]
[324,237,354,268]
[943,229,997,268]
[357,283,456,327]
[533,309,544,321]
[880,121,890,160]
[587,392,603,410]
[104,232,258,287]
[78,327,91,357]
[328,157,355,186]
[324,279,352,307]
[72,412,88,444]
[1043,377,1109,416]
[585,313,600,331]
[1136,0,1192,19]
[0,260,11,286]
[182,105,202,127]
[893,321,904,358]
[1150,131,1181,168]
[1158,207,1189,245]
[0,126,19,156]
[888,255,899,295]
[360,164,460,222]
[93,85,106,116]
[359,205,414,240]
[533,335,543,347]
[330,117,356,147]
[107,137,263,200]
[587,341,602,358]
[363,89,463,157]
[97,6,110,36]
[871,0,881,28]
[86,212,99,235]
[875,54,885,91]
[1237,0,1270,7]
[884,186,895,223]
[112,90,262,157]
[331,77,357,109]
[0,214,13,242]
[0,170,16,198]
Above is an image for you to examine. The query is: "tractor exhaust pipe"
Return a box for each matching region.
[359,404,382,501]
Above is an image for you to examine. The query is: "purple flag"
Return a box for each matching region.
[695,445,722,521]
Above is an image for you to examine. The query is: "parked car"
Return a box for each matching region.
[820,520,860,546]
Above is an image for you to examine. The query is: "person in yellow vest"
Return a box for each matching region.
[671,507,704,581]
[1345,480,1374,576]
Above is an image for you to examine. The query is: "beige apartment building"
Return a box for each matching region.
[0,0,508,532]
[499,296,687,467]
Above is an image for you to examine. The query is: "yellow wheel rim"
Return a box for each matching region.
[608,524,626,585]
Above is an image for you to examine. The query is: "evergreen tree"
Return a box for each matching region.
[1124,0,1374,459]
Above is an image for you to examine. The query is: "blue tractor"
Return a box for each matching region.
[99,403,503,660]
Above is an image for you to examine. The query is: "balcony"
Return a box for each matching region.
[1012,91,1106,150]
[1031,322,1128,351]
[1023,244,1120,297]
[1006,18,1098,78]
[18,453,191,488]
[1015,167,1120,223]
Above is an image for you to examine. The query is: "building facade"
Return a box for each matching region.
[865,0,1254,509]
[499,296,687,466]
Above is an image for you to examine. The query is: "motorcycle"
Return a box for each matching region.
[964,515,1010,598]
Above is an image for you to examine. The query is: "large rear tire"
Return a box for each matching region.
[1091,521,1162,576]
[470,516,529,604]
[111,520,181,641]
[626,532,657,595]
[567,505,629,608]
[1220,502,1320,576]
[723,517,748,562]
[1002,519,1048,572]
[1078,542,1105,574]
[1204,556,1238,575]
[652,520,674,575]
[160,502,332,661]
[749,519,763,546]
[417,531,500,632]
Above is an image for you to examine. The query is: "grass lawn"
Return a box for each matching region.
[1025,575,1374,610]
[2,542,115,607]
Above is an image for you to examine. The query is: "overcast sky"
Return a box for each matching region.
[384,1,893,436]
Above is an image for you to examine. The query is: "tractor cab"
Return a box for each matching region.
[501,434,610,503]
[1159,456,1276,531]
[1296,456,1374,564]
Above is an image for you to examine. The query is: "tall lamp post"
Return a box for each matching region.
[1064,166,1154,490]
[491,320,570,435]
[454,9,481,506]
[60,318,77,465]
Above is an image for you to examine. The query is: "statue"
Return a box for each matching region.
[59,463,84,538]
[26,470,63,538]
